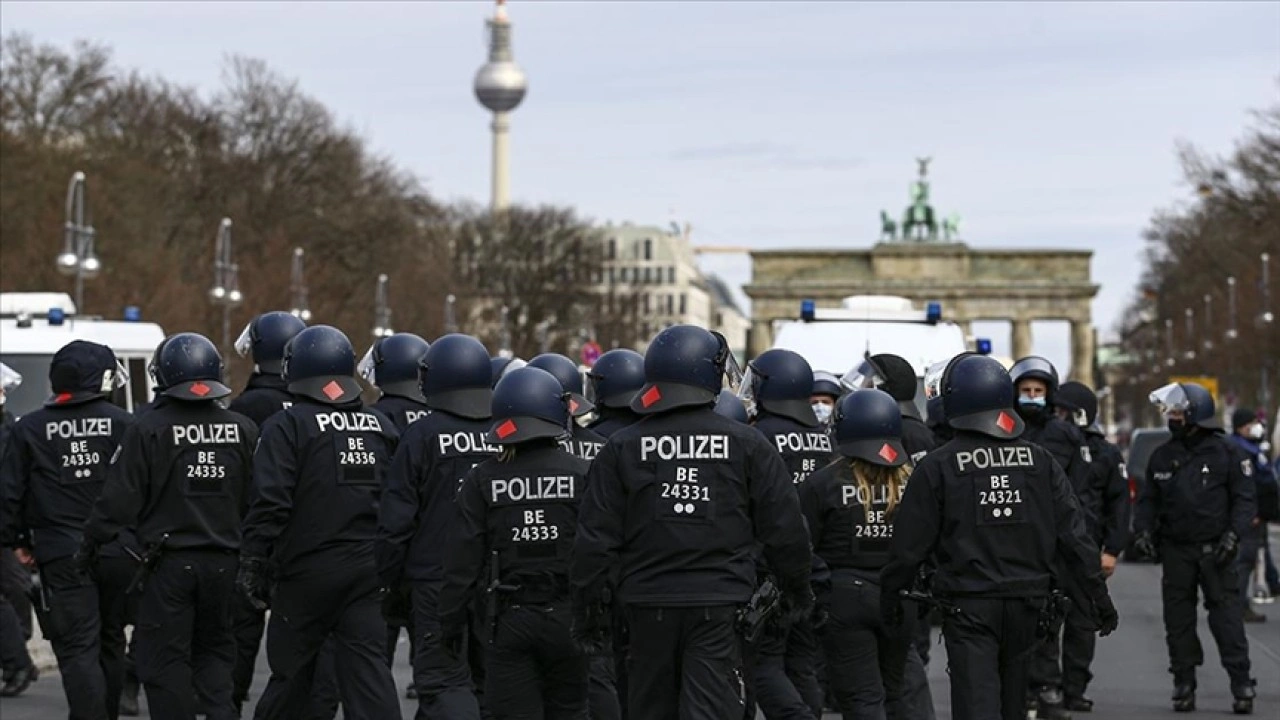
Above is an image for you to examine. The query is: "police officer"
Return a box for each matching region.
[528,353,606,462]
[440,367,590,718]
[0,362,37,699]
[239,325,401,718]
[359,331,432,691]
[880,354,1117,720]
[799,389,913,719]
[227,310,305,712]
[584,349,645,438]
[571,325,814,720]
[377,333,498,719]
[80,333,257,720]
[1052,381,1130,711]
[1228,408,1277,623]
[809,371,842,428]
[1008,356,1095,718]
[739,348,829,719]
[1134,382,1256,713]
[0,340,137,720]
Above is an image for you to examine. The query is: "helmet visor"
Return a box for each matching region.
[1010,356,1056,383]
[357,344,378,385]
[102,357,130,392]
[1149,383,1190,414]
[840,359,880,392]
[1,362,22,391]
[735,365,761,418]
[234,322,254,358]
[923,360,948,400]
[713,331,743,392]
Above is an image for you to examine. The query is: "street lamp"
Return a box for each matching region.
[57,171,101,313]
[1164,318,1175,368]
[372,274,393,338]
[497,305,513,357]
[1183,308,1196,362]
[289,247,312,322]
[444,294,459,334]
[1261,252,1274,412]
[1202,294,1214,353]
[1226,276,1238,341]
[208,218,243,358]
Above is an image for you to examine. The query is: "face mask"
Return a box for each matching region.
[1168,418,1190,440]
[1248,424,1266,440]
[1017,394,1047,422]
[812,403,833,424]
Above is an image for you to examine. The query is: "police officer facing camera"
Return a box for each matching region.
[1134,382,1256,713]
[584,348,645,438]
[82,333,257,720]
[800,388,914,719]
[361,332,432,432]
[881,354,1116,720]
[571,325,813,720]
[239,325,401,718]
[809,370,842,427]
[0,340,136,720]
[738,348,829,719]
[440,366,591,719]
[528,353,606,462]
[377,333,499,719]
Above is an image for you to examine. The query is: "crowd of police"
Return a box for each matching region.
[0,310,1270,719]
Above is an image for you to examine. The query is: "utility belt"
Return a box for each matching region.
[502,574,570,606]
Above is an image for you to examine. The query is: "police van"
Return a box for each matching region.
[1,292,166,417]
[770,295,982,413]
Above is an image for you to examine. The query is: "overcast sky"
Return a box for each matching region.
[4,1,1277,374]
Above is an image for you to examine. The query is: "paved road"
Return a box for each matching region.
[4,558,1278,718]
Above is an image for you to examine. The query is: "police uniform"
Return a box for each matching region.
[441,441,590,717]
[587,408,640,440]
[84,382,257,719]
[240,326,401,719]
[881,355,1114,720]
[373,394,432,434]
[0,342,135,720]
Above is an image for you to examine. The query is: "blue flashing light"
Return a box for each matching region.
[976,337,993,355]
[925,301,943,323]
[124,306,142,322]
[800,299,816,322]
[48,307,66,326]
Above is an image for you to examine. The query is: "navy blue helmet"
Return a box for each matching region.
[421,334,493,420]
[486,367,571,445]
[151,333,231,401]
[281,325,362,405]
[235,311,307,374]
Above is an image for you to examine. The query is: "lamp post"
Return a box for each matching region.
[1183,307,1196,363]
[208,218,243,359]
[444,294,459,334]
[373,274,393,338]
[1261,252,1274,412]
[1164,318,1175,368]
[289,247,312,322]
[57,171,101,314]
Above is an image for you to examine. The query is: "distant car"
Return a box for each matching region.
[1122,427,1171,562]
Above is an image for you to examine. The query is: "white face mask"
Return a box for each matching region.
[1248,423,1267,440]
[812,402,833,424]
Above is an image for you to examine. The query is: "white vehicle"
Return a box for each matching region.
[1,292,166,417]
[770,295,984,413]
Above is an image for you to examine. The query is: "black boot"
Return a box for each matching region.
[1172,681,1196,712]
[1063,695,1093,712]
[1231,679,1256,715]
[1037,687,1073,720]
[0,663,38,697]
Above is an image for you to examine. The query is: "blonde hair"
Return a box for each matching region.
[848,458,911,523]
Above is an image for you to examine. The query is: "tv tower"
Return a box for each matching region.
[474,0,528,212]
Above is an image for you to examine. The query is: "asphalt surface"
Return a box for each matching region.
[3,557,1278,719]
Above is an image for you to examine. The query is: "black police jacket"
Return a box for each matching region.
[588,408,641,439]
[376,409,498,586]
[1023,416,1098,534]
[439,443,588,627]
[84,397,257,552]
[1135,431,1255,545]
[901,415,938,466]
[800,457,906,572]
[1084,430,1129,555]
[753,413,835,486]
[881,431,1103,600]
[242,398,398,575]
[571,406,812,606]
[371,394,431,434]
[560,424,605,462]
[228,373,293,428]
[0,398,135,562]
[0,410,13,464]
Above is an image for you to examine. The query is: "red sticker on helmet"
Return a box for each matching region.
[55,392,73,404]
[641,386,662,408]
[189,382,211,397]
[322,381,345,401]
[878,443,899,463]
[569,398,579,414]
[996,411,1016,434]
[496,419,518,439]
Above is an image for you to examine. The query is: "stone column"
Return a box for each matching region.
[1011,318,1033,361]
[748,317,774,360]
[956,319,973,342]
[1071,320,1095,388]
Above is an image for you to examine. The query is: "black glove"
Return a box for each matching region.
[236,557,271,612]
[1091,587,1119,637]
[779,581,814,626]
[440,623,466,660]
[881,591,905,628]
[571,587,613,655]
[381,583,412,626]
[74,538,100,579]
[1214,531,1239,566]
[1133,531,1157,560]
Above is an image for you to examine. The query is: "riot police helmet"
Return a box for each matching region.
[585,349,645,409]
[235,311,307,374]
[359,333,430,402]
[941,353,1026,439]
[421,334,493,420]
[1010,356,1060,399]
[151,333,232,401]
[739,348,818,426]
[490,356,527,388]
[486,366,571,445]
[528,353,593,417]
[811,371,842,401]
[843,353,919,404]
[833,388,908,467]
[714,388,749,424]
[1056,381,1098,429]
[631,326,741,414]
[46,340,128,407]
[1149,381,1216,428]
[281,325,362,405]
